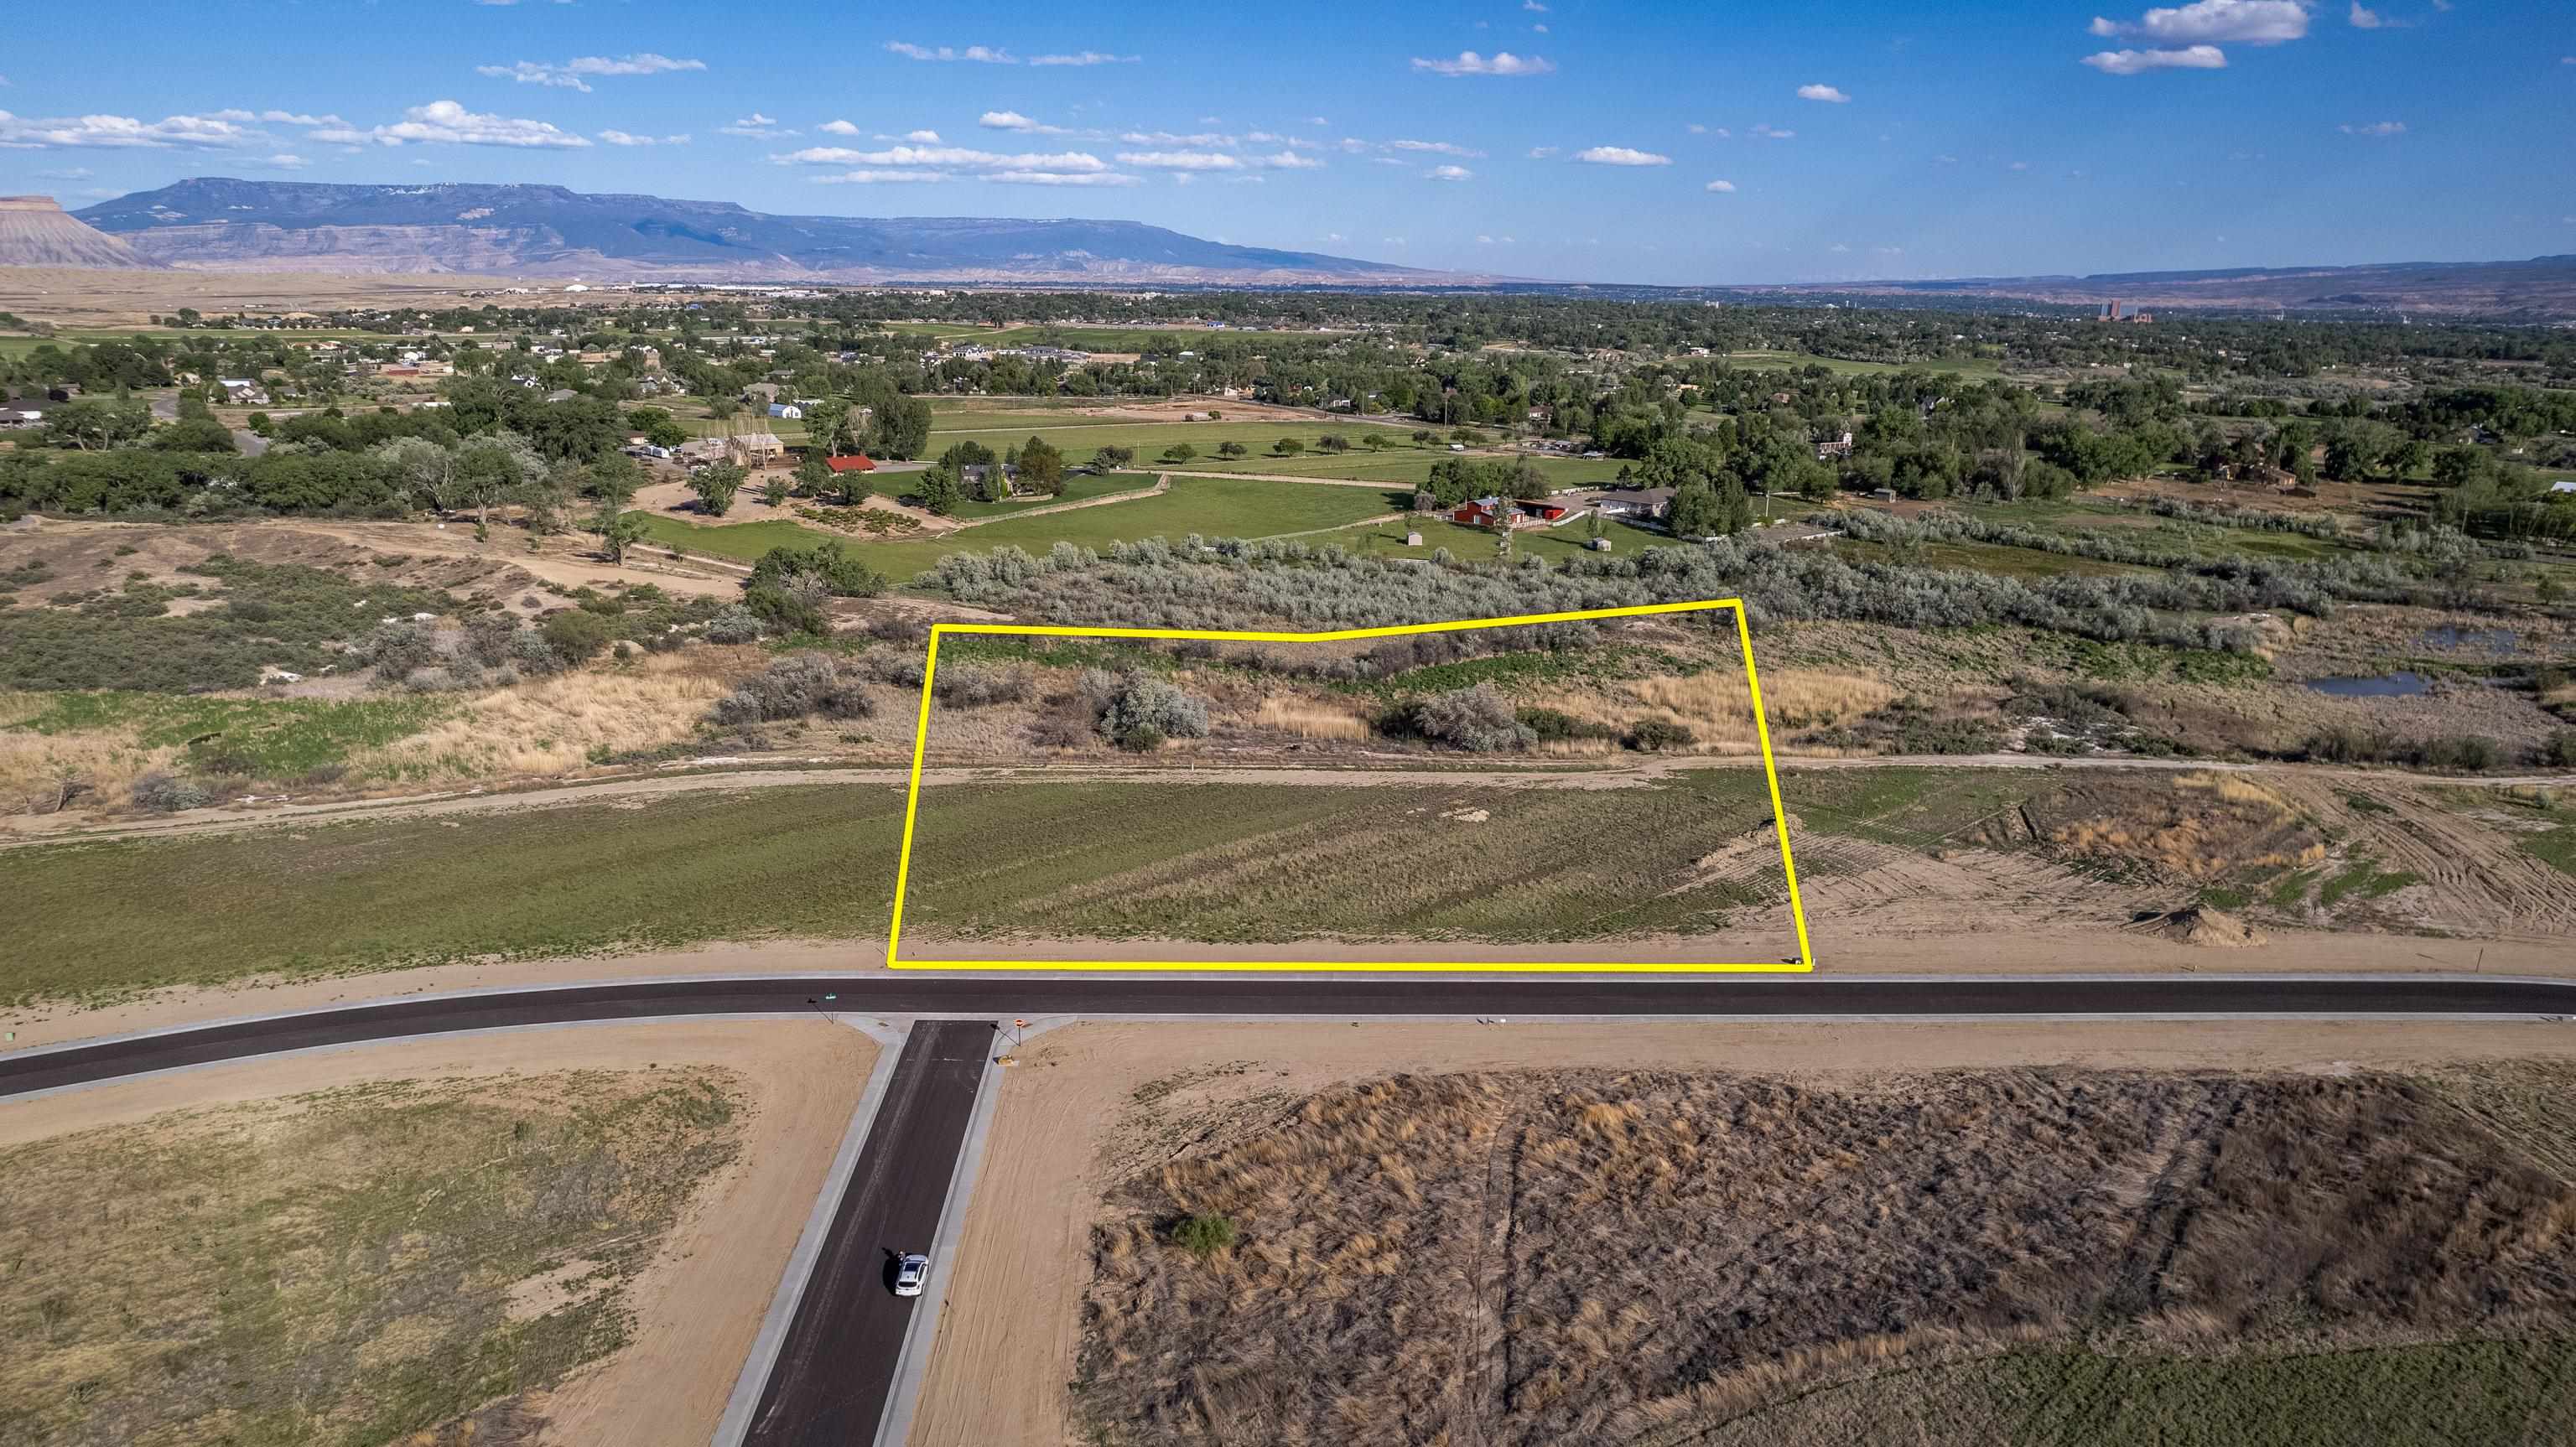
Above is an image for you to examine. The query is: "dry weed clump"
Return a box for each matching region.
[0,702,179,810]
[2041,772,2325,882]
[1623,669,1899,743]
[355,651,739,781]
[1076,1066,2576,1447]
[1252,698,1373,740]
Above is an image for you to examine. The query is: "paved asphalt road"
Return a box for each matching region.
[7,974,2575,1099]
[745,1019,993,1447]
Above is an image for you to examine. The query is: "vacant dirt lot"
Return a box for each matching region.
[906,1019,2576,1447]
[0,1018,872,1447]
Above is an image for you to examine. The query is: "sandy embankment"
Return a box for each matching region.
[0,1018,875,1447]
[906,1017,2576,1447]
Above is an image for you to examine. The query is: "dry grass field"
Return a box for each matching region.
[2,1068,745,1446]
[0,1018,874,1447]
[1073,1062,2576,1447]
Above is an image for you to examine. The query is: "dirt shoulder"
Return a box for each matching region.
[13,753,2571,849]
[908,1017,2576,1447]
[0,1016,874,1447]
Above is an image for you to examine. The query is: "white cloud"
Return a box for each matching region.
[1524,0,1548,9]
[2340,119,2406,134]
[261,153,310,169]
[1532,23,1549,33]
[818,119,861,136]
[1325,231,1344,241]
[1116,149,1241,170]
[34,166,91,179]
[1382,236,1407,246]
[1704,179,1737,192]
[1574,145,1672,165]
[599,129,688,146]
[344,100,594,148]
[2348,2,2387,26]
[989,169,1140,185]
[1411,50,1555,77]
[813,169,951,184]
[980,110,1074,135]
[476,53,704,92]
[2081,44,2229,72]
[1427,163,1472,180]
[477,62,588,91]
[0,109,256,148]
[1526,146,1559,158]
[211,109,344,127]
[1796,83,1852,102]
[1306,116,1329,126]
[1389,138,1483,157]
[1750,124,1795,139]
[2087,0,2311,44]
[778,143,1109,173]
[1030,51,1138,65]
[1254,149,1324,169]
[1118,129,1233,147]
[717,112,796,138]
[2008,159,2032,169]
[885,42,1017,63]
[903,129,941,143]
[1830,243,1852,253]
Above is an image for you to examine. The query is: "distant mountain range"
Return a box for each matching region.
[55,178,1445,285]
[7,178,2571,318]
[1732,256,2576,321]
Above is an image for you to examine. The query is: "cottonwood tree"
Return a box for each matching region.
[688,461,745,517]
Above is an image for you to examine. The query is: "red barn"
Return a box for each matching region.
[823,454,877,474]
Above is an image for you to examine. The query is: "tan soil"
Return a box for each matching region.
[908,1017,2576,1447]
[0,1017,875,1447]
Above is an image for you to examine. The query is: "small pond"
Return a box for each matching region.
[2305,672,2433,698]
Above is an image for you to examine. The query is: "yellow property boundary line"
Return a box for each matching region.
[886,599,1815,972]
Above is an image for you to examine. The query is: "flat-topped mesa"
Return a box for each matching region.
[0,195,69,210]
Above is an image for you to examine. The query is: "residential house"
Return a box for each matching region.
[1452,496,1569,528]
[216,378,269,405]
[767,402,804,421]
[1587,487,1675,521]
[1816,430,1855,462]
[742,382,782,405]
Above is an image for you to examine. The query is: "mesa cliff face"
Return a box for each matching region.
[0,196,156,269]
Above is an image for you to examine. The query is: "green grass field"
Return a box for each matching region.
[0,770,1800,1004]
[925,417,1420,464]
[940,469,1161,520]
[639,473,1401,578]
[1179,448,1631,490]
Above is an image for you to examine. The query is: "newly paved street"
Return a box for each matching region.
[8,973,2575,1098]
[744,1019,993,1446]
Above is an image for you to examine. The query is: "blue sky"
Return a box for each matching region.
[6,1,2571,284]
